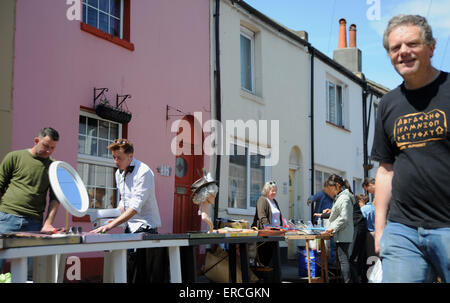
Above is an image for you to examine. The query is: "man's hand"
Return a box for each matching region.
[322,208,331,214]
[41,223,63,234]
[91,223,113,234]
[375,231,383,255]
[323,228,333,235]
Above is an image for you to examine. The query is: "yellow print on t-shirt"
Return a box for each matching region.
[394,109,447,150]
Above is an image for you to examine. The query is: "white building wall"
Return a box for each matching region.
[313,59,366,193]
[212,0,311,226]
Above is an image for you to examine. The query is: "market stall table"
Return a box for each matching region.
[181,233,284,283]
[284,232,332,283]
[0,232,189,283]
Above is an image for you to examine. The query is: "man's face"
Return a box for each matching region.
[364,183,376,195]
[387,24,434,79]
[33,136,57,158]
[112,149,133,171]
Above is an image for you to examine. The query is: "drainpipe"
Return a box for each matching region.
[213,0,222,228]
[308,45,315,221]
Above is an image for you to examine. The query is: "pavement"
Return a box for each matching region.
[196,258,341,283]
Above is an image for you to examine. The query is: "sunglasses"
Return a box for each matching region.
[113,139,128,145]
[269,181,277,185]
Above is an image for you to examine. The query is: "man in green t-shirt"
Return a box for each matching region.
[0,127,61,235]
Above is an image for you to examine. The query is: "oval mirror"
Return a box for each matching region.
[49,161,89,217]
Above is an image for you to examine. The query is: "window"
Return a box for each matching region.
[81,0,134,50]
[228,144,267,211]
[83,0,123,38]
[353,178,363,195]
[327,81,344,127]
[240,27,255,93]
[373,102,379,123]
[77,112,122,209]
[315,170,332,194]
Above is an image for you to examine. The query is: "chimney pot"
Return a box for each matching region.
[349,24,357,48]
[338,18,347,49]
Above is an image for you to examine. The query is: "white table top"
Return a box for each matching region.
[0,238,189,259]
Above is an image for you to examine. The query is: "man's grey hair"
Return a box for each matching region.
[38,127,59,141]
[383,14,436,52]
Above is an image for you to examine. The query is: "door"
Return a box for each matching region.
[173,116,204,233]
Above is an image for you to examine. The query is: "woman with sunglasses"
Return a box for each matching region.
[251,181,283,266]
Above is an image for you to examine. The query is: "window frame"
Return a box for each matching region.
[227,141,272,215]
[240,26,255,94]
[314,167,344,194]
[80,0,134,51]
[326,80,345,128]
[77,111,122,211]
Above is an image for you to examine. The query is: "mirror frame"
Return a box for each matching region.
[49,161,89,217]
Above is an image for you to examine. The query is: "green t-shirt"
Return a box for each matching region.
[0,149,56,220]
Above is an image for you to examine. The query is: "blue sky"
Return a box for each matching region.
[244,0,450,90]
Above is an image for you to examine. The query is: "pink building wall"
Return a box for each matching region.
[12,0,211,234]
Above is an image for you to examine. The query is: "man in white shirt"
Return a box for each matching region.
[92,138,165,282]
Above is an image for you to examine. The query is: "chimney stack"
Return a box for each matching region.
[338,18,347,49]
[349,24,357,48]
[333,19,362,73]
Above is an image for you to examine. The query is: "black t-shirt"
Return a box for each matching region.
[371,71,450,229]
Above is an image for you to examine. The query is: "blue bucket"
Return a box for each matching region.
[298,247,321,278]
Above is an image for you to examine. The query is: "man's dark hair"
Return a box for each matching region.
[363,177,375,187]
[39,127,59,141]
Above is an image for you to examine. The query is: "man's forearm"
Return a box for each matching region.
[374,163,393,253]
[44,200,60,225]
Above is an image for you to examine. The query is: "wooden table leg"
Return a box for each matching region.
[229,243,237,283]
[180,246,197,282]
[111,249,127,283]
[11,257,27,283]
[239,243,250,283]
[272,241,282,283]
[306,240,311,283]
[321,239,329,283]
[168,246,182,283]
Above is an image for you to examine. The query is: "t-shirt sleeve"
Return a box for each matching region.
[370,99,396,164]
[0,152,14,194]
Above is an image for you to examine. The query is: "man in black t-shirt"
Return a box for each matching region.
[371,15,449,282]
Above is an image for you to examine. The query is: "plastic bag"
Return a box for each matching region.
[367,258,382,283]
[0,272,11,283]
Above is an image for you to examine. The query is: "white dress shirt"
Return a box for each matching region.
[117,158,162,233]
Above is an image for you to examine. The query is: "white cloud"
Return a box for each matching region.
[369,0,450,37]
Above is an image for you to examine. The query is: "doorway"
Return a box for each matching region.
[173,115,204,233]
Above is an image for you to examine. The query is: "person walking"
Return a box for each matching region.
[371,14,450,282]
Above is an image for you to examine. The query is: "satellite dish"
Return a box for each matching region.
[49,161,89,217]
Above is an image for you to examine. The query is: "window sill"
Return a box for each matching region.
[240,89,264,105]
[326,121,351,133]
[80,22,135,51]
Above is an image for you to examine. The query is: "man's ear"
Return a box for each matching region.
[33,137,40,145]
